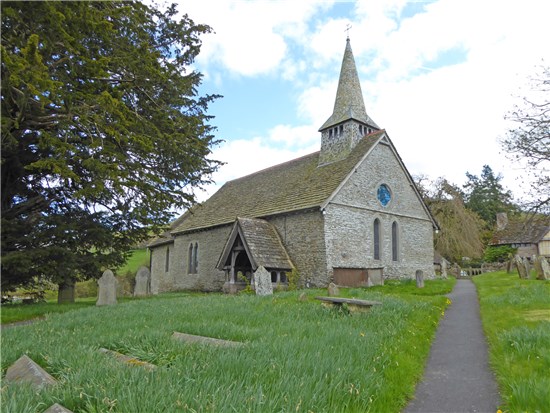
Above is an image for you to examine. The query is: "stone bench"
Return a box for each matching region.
[315,296,382,312]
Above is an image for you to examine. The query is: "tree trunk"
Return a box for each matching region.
[58,276,75,303]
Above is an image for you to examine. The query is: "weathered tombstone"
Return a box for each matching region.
[514,255,528,279]
[506,257,513,274]
[96,269,118,306]
[44,404,74,413]
[415,270,424,288]
[298,292,307,302]
[5,355,57,388]
[534,256,550,280]
[134,266,151,297]
[441,258,448,279]
[541,258,550,280]
[254,266,273,296]
[328,282,340,296]
[523,257,531,278]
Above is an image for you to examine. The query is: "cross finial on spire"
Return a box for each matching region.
[345,24,352,40]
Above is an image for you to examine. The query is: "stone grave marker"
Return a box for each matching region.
[369,269,384,286]
[99,348,156,371]
[415,270,424,288]
[328,282,339,296]
[134,266,151,297]
[441,258,448,279]
[97,269,118,306]
[254,266,273,296]
[298,292,307,302]
[534,256,550,280]
[172,332,244,348]
[5,355,57,388]
[44,404,74,413]
[514,255,528,279]
[523,257,531,278]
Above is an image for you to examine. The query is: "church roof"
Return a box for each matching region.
[217,217,294,271]
[171,130,385,235]
[319,38,379,131]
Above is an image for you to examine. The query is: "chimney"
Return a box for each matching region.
[496,212,508,231]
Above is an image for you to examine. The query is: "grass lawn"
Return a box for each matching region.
[2,278,454,413]
[473,271,550,413]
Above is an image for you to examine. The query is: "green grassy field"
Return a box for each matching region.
[473,271,550,413]
[1,279,453,413]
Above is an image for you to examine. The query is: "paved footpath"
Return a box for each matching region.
[404,279,501,413]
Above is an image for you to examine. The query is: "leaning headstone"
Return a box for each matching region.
[5,355,57,388]
[534,256,550,280]
[514,255,528,279]
[96,269,118,306]
[254,266,273,296]
[134,266,151,297]
[44,403,74,413]
[415,270,424,288]
[441,258,448,279]
[298,292,307,302]
[523,257,531,278]
[328,282,340,296]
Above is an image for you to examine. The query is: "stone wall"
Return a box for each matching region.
[324,140,435,280]
[150,243,175,294]
[267,210,327,287]
[171,225,228,292]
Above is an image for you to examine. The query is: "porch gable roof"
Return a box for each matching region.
[216,217,294,271]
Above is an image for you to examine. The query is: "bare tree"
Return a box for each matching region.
[502,65,550,213]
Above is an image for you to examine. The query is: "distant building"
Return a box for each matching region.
[148,38,439,293]
[491,212,550,258]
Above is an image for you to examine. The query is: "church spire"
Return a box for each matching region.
[318,38,379,165]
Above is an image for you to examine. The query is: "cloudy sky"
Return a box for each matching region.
[160,0,550,204]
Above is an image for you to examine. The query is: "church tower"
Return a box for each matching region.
[318,38,379,165]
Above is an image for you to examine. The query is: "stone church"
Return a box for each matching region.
[148,38,438,293]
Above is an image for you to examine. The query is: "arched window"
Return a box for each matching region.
[165,247,170,272]
[188,243,193,274]
[373,218,381,260]
[193,242,199,273]
[392,221,399,261]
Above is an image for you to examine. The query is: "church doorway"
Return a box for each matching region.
[234,251,253,283]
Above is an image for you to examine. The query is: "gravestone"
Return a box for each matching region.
[134,266,151,297]
[534,256,550,280]
[298,292,307,302]
[328,282,339,296]
[254,266,273,296]
[5,355,57,388]
[514,255,528,279]
[523,257,531,278]
[415,270,424,288]
[44,404,74,413]
[441,258,448,279]
[97,269,118,306]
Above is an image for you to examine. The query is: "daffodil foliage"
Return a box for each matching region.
[1,1,221,296]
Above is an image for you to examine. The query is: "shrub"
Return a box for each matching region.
[483,245,517,262]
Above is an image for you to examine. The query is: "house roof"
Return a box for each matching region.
[491,215,550,245]
[319,38,379,131]
[171,130,385,235]
[217,217,294,271]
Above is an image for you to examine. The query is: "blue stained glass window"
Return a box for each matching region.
[377,184,391,206]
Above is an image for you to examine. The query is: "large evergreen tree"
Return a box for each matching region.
[463,165,516,228]
[1,1,221,300]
